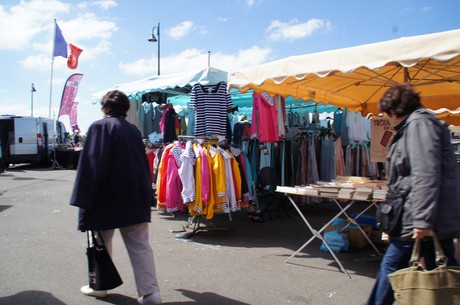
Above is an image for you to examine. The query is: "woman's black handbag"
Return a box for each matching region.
[86,231,123,290]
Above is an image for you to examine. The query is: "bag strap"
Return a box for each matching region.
[410,234,448,269]
[87,231,91,248]
[87,230,106,247]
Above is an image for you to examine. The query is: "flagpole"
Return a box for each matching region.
[50,19,59,169]
[49,19,56,119]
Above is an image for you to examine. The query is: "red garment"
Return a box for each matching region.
[146,148,156,181]
[250,92,279,143]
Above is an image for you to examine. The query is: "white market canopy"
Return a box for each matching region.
[92,67,229,102]
[228,29,460,122]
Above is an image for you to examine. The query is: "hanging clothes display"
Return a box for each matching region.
[160,104,179,143]
[334,137,347,177]
[319,135,335,182]
[142,103,154,137]
[156,143,175,211]
[149,82,383,222]
[141,102,166,138]
[232,121,251,147]
[189,81,233,137]
[178,140,196,204]
[251,92,280,143]
[154,138,253,220]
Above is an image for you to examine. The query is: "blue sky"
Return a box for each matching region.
[1,0,460,133]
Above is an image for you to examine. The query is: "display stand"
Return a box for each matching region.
[50,137,60,169]
[277,187,382,278]
[172,215,228,239]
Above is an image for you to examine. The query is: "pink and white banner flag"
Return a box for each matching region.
[59,73,83,117]
[69,102,80,132]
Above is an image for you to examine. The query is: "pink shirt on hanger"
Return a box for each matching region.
[251,92,279,143]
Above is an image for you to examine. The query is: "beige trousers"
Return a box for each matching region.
[100,222,160,297]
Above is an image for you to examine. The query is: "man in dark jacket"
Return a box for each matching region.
[70,90,161,305]
[364,83,460,305]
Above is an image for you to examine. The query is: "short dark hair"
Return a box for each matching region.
[379,83,422,117]
[101,90,130,118]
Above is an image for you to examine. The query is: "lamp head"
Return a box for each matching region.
[148,34,157,42]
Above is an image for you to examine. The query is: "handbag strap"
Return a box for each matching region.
[410,234,448,269]
[87,230,106,247]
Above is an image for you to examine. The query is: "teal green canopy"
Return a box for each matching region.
[92,66,338,115]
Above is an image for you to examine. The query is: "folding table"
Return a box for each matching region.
[277,187,383,278]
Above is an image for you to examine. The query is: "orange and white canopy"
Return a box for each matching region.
[228,29,460,122]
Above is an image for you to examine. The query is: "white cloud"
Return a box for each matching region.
[421,6,432,13]
[94,0,117,10]
[401,7,417,13]
[168,21,194,40]
[401,6,432,13]
[267,18,331,42]
[119,57,155,76]
[20,54,56,71]
[246,0,255,7]
[63,13,118,42]
[205,46,273,72]
[245,0,264,7]
[119,46,273,76]
[218,17,228,22]
[0,0,69,50]
[78,0,117,10]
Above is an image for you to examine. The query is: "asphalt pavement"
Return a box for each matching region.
[0,165,383,305]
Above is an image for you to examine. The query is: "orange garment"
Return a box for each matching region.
[156,143,174,210]
[189,145,203,216]
[208,145,227,218]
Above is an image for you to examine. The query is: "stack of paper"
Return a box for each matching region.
[337,187,356,199]
[352,187,373,201]
[296,186,319,196]
[313,184,341,197]
[373,189,387,200]
[276,186,298,194]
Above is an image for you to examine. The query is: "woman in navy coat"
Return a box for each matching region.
[70,90,162,305]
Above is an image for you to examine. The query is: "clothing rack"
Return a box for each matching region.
[146,142,164,148]
[294,124,334,140]
[177,134,227,146]
[171,215,228,239]
[168,136,235,238]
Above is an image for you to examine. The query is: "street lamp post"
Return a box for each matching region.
[148,22,160,76]
[31,83,36,116]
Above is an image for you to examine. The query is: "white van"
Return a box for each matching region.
[0,116,55,167]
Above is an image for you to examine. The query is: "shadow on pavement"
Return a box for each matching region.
[0,204,12,213]
[94,290,250,305]
[172,289,251,304]
[2,163,73,172]
[0,291,67,305]
[158,201,383,279]
[98,293,139,305]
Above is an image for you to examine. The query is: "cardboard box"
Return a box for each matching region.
[344,224,372,248]
[324,221,372,248]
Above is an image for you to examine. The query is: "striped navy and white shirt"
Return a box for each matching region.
[189,82,233,137]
